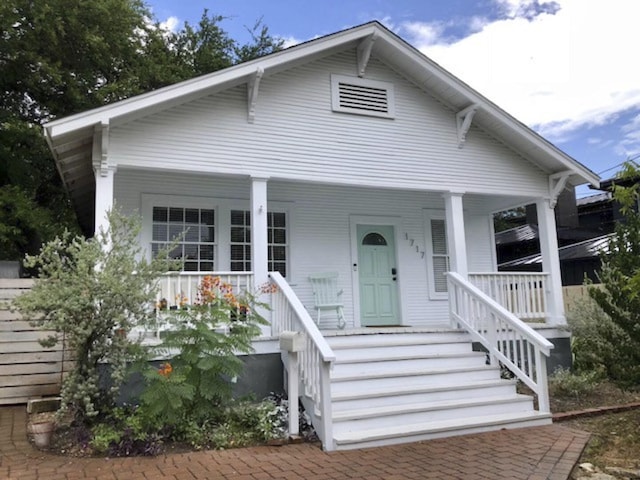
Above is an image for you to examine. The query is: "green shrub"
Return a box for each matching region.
[139,363,195,428]
[90,423,122,453]
[146,398,287,451]
[89,406,163,456]
[548,367,602,399]
[581,161,640,388]
[142,275,268,423]
[567,295,627,381]
[14,210,173,422]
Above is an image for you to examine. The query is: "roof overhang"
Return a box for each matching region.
[43,21,600,233]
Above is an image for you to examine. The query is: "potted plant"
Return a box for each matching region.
[29,415,56,448]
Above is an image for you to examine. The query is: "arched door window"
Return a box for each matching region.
[362,232,387,246]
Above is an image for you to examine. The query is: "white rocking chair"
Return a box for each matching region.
[308,272,346,329]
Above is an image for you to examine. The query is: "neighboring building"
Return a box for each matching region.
[577,191,615,234]
[496,174,632,285]
[499,234,610,285]
[42,22,599,451]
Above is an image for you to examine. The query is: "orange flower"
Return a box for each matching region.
[175,293,188,307]
[259,282,278,294]
[158,362,172,377]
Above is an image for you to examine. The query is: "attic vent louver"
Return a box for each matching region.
[331,74,395,119]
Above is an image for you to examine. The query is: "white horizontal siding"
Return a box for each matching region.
[115,171,505,328]
[464,213,495,272]
[110,50,549,197]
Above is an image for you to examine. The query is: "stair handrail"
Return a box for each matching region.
[446,272,553,412]
[268,271,335,450]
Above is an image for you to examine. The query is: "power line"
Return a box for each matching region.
[596,153,640,176]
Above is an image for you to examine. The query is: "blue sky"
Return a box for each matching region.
[147,0,640,197]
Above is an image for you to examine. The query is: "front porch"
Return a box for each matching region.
[143,269,560,451]
[104,170,569,452]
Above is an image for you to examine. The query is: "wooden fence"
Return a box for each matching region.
[0,279,66,405]
[562,284,603,314]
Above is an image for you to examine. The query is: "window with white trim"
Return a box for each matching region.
[268,212,287,276]
[331,74,395,119]
[151,206,215,271]
[230,210,288,277]
[424,212,450,298]
[230,210,251,272]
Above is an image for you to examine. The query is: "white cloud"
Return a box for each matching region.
[402,21,445,47]
[159,16,180,33]
[615,113,640,156]
[280,36,302,49]
[401,0,640,141]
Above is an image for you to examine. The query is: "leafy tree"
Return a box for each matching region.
[14,210,173,422]
[581,162,640,387]
[1,1,282,259]
[0,186,56,260]
[1,0,169,257]
[234,18,287,63]
[493,206,526,233]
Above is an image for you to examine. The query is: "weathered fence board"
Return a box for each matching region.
[562,284,603,314]
[0,279,63,404]
[0,361,73,376]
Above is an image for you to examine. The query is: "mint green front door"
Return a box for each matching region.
[357,225,400,326]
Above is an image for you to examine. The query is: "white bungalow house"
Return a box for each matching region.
[44,22,599,451]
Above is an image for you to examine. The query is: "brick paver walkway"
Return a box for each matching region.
[1,406,590,479]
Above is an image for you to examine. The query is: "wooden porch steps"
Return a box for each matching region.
[320,330,551,450]
[333,411,552,450]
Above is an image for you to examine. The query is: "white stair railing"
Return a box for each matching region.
[447,272,553,413]
[268,271,336,451]
[469,272,549,321]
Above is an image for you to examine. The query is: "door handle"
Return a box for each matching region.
[391,268,397,275]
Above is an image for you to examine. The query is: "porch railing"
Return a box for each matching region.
[469,272,549,322]
[269,271,336,451]
[447,272,553,412]
[136,272,255,340]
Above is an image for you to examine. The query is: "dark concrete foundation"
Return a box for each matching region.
[101,353,285,405]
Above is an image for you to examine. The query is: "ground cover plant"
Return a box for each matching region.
[547,369,640,477]
[567,410,640,473]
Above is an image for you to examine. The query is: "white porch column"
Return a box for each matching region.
[536,198,566,326]
[251,177,270,335]
[250,177,269,287]
[92,122,115,238]
[443,192,468,279]
[93,166,115,237]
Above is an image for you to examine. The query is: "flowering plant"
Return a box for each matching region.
[142,276,269,422]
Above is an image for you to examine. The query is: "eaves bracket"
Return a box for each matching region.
[92,121,114,177]
[247,67,264,124]
[549,171,572,208]
[456,104,479,148]
[356,32,377,78]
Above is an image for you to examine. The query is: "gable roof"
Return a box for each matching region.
[43,21,600,232]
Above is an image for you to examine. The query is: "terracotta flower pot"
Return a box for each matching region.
[29,421,55,448]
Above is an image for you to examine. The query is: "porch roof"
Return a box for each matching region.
[43,21,600,234]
